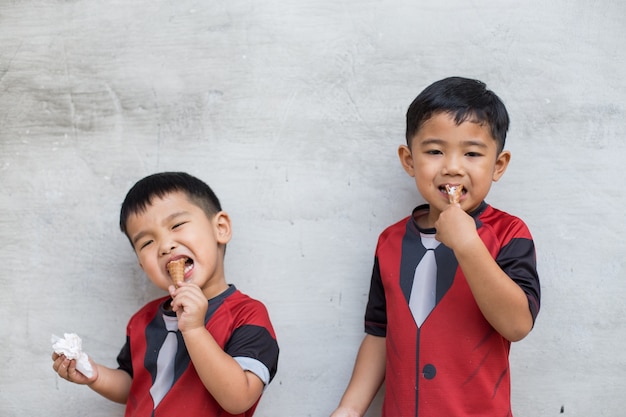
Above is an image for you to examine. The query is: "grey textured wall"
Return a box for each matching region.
[1,1,625,416]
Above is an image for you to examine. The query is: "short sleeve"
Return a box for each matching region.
[497,236,541,323]
[365,257,387,336]
[116,335,133,377]
[225,324,279,384]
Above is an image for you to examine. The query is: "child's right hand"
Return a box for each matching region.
[51,352,98,385]
[434,203,479,251]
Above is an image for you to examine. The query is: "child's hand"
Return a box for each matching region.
[51,352,98,385]
[434,204,479,251]
[169,282,209,333]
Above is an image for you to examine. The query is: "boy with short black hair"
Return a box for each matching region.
[330,77,540,417]
[53,172,279,417]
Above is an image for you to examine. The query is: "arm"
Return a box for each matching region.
[170,283,264,414]
[182,327,264,413]
[52,353,132,404]
[330,334,386,417]
[436,205,534,341]
[88,364,133,403]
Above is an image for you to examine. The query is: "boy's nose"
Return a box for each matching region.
[160,242,177,256]
[442,155,464,175]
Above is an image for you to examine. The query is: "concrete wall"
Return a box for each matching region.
[1,1,625,416]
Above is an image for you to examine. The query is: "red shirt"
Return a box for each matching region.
[118,286,279,417]
[365,203,540,416]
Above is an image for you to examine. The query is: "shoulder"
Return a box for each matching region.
[378,214,412,242]
[222,289,274,327]
[478,204,533,243]
[225,288,267,309]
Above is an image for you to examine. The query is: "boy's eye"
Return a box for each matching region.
[466,151,482,157]
[139,240,153,250]
[426,149,442,155]
[172,221,187,229]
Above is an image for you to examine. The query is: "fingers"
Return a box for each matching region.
[168,284,177,296]
[52,355,80,382]
[52,354,71,379]
[169,283,208,331]
[67,363,78,382]
[171,289,206,314]
[170,283,205,308]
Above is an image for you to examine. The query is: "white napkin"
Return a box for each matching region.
[51,333,94,378]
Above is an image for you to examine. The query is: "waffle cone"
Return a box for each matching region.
[167,258,186,287]
[445,184,464,204]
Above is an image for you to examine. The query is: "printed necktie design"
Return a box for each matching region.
[149,315,179,408]
[408,235,441,327]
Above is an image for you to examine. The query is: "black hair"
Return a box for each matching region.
[405,76,509,153]
[119,172,222,237]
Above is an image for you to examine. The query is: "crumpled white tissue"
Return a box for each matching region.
[51,333,94,378]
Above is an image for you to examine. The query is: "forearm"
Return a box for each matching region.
[88,364,132,404]
[182,327,263,414]
[333,334,386,417]
[454,234,533,341]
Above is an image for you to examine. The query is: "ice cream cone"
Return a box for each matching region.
[445,184,464,204]
[167,258,186,287]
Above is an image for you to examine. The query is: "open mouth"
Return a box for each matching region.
[440,184,465,203]
[439,185,465,194]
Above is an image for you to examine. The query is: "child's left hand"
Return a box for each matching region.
[434,204,479,251]
[51,353,99,385]
[168,282,208,333]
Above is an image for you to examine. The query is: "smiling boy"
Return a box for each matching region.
[52,172,279,417]
[330,77,540,417]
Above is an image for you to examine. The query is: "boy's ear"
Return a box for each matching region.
[214,211,232,245]
[398,144,415,177]
[492,150,511,182]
